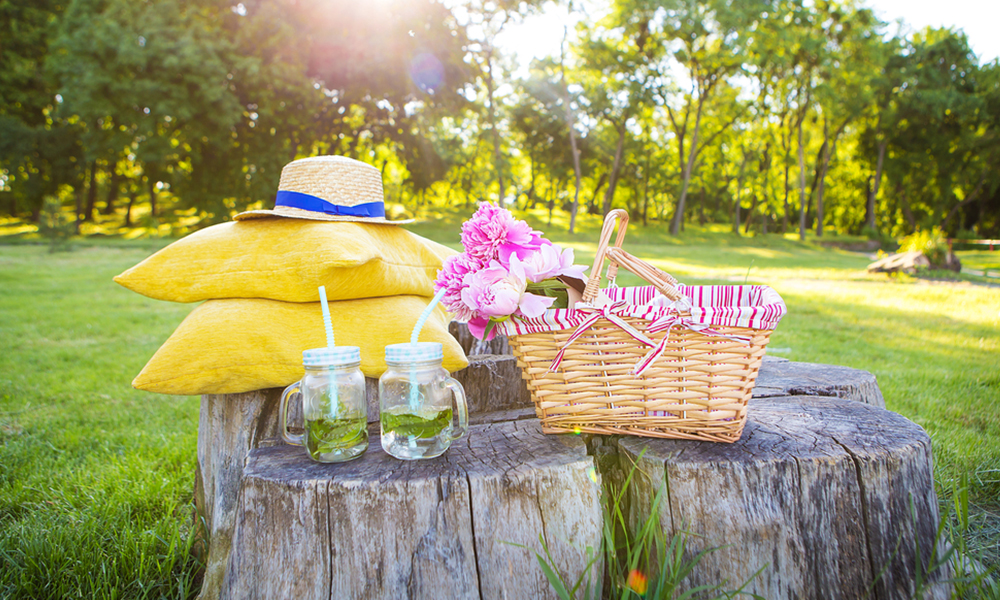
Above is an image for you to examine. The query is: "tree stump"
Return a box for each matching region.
[753,356,885,408]
[193,335,909,600]
[195,354,532,600]
[613,396,949,600]
[222,419,603,599]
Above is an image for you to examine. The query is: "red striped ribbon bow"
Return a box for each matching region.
[548,301,655,372]
[633,313,754,375]
[548,301,756,376]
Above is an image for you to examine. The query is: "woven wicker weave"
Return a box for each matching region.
[509,210,776,443]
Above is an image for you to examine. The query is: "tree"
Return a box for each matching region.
[617,0,765,234]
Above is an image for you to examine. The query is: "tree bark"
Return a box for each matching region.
[733,147,749,234]
[782,163,790,233]
[797,112,808,241]
[641,142,651,226]
[148,177,158,219]
[588,172,607,214]
[867,139,887,231]
[102,167,121,215]
[670,95,704,235]
[940,166,990,231]
[125,188,137,227]
[223,419,604,600]
[601,122,627,215]
[561,24,582,234]
[615,396,950,600]
[485,49,504,201]
[84,161,98,222]
[899,187,916,233]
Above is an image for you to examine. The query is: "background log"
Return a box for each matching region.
[223,419,603,599]
[613,396,949,600]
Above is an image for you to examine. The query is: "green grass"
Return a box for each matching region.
[1,208,999,596]
[0,241,202,599]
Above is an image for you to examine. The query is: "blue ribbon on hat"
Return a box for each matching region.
[275,190,385,218]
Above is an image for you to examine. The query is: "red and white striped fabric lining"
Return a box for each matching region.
[495,284,786,338]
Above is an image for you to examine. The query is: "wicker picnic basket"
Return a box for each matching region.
[503,210,786,443]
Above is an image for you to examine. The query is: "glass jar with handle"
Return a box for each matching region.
[280,346,368,463]
[379,342,468,460]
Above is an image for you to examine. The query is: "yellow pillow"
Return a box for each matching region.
[114,220,456,303]
[133,296,468,396]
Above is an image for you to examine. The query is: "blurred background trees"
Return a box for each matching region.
[1,0,998,237]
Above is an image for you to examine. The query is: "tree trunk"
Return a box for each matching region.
[797,115,808,241]
[125,188,137,227]
[743,192,758,235]
[899,188,916,233]
[148,177,158,219]
[601,122,626,215]
[782,163,790,233]
[734,149,748,234]
[561,25,582,234]
[615,396,950,600]
[74,182,84,235]
[588,172,607,214]
[670,96,704,235]
[485,51,504,201]
[941,166,990,231]
[867,139,886,231]
[197,345,536,600]
[641,144,651,226]
[102,167,121,215]
[84,161,98,222]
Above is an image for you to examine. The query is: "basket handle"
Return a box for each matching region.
[582,210,628,303]
[606,247,682,301]
[583,210,682,303]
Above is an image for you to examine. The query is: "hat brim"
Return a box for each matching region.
[233,205,414,224]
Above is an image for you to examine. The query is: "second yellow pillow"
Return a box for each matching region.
[133,296,468,396]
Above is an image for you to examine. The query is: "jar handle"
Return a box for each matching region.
[444,378,468,442]
[280,382,303,446]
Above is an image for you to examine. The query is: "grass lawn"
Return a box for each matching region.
[2,208,999,597]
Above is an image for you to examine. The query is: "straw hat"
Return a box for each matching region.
[233,155,413,224]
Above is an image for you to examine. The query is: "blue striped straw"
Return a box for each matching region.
[411,288,447,344]
[318,286,335,348]
[318,286,338,416]
[408,288,447,413]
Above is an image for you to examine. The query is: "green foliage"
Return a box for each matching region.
[899,228,949,266]
[860,225,896,250]
[3,0,1000,237]
[36,195,74,252]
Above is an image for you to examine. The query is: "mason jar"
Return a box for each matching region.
[280,346,368,463]
[379,342,468,460]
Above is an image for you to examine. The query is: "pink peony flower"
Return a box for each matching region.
[461,261,555,321]
[434,253,483,321]
[461,203,547,266]
[514,243,588,283]
[466,314,496,341]
[461,263,526,319]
